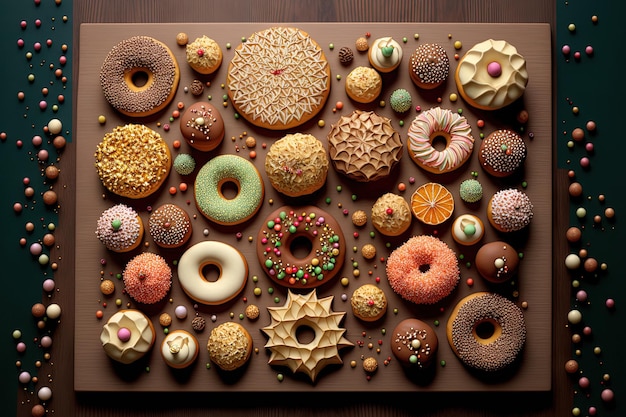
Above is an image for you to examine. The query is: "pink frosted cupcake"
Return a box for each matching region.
[96,204,144,252]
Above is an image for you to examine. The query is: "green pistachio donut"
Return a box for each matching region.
[194,154,264,225]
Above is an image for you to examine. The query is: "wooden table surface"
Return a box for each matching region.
[64,1,567,416]
[8,0,601,416]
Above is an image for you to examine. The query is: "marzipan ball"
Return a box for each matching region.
[245,304,260,320]
[355,37,369,52]
[352,210,368,227]
[568,182,582,197]
[565,359,579,374]
[100,279,115,295]
[45,165,60,180]
[32,303,46,318]
[361,244,376,259]
[43,190,58,205]
[159,313,172,327]
[566,227,582,243]
[176,32,189,46]
[363,356,378,373]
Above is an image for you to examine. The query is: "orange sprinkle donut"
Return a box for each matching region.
[123,252,172,304]
[386,235,460,304]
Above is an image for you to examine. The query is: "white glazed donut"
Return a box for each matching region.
[178,241,248,305]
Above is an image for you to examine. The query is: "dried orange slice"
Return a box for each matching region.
[410,182,454,225]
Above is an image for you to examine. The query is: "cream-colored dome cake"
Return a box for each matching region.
[455,39,528,111]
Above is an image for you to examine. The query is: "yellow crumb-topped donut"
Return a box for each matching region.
[264,133,329,197]
[227,27,331,130]
[94,124,171,199]
[455,39,528,110]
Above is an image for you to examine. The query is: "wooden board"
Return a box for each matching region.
[74,22,552,392]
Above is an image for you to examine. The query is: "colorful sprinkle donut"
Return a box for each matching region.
[178,241,248,305]
[194,154,264,225]
[256,206,345,289]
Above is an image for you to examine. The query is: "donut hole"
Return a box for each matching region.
[200,262,222,283]
[418,263,431,273]
[217,178,240,200]
[295,324,316,344]
[472,318,502,345]
[293,319,322,347]
[288,234,314,259]
[124,67,155,92]
[429,132,451,151]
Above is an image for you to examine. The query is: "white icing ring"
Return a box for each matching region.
[178,241,248,305]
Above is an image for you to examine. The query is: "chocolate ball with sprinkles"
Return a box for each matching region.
[180,101,225,152]
[148,203,192,249]
[479,129,527,177]
[391,318,439,369]
[408,43,450,89]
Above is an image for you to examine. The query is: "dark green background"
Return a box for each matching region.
[2,0,625,416]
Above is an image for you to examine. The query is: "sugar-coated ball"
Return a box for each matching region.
[47,118,62,135]
[37,386,52,401]
[174,305,188,319]
[568,309,583,324]
[46,303,62,319]
[565,253,581,269]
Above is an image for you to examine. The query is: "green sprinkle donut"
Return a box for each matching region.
[194,154,264,225]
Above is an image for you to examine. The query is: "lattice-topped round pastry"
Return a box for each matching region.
[227,27,331,130]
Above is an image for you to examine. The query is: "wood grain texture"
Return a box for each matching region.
[60,1,563,416]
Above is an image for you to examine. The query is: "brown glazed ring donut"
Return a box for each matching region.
[257,206,345,289]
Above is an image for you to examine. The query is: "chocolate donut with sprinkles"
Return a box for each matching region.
[100,36,180,117]
[447,292,526,373]
[256,206,345,289]
[479,129,527,177]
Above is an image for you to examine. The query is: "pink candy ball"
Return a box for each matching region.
[175,305,188,319]
[580,156,590,168]
[37,149,49,162]
[117,327,131,342]
[578,376,590,388]
[585,142,594,152]
[583,326,592,336]
[562,45,571,55]
[16,341,27,353]
[487,61,502,77]
[606,298,615,309]
[32,135,43,146]
[576,290,588,302]
[43,279,55,292]
[30,243,43,256]
[601,388,614,402]
[39,100,47,110]
[18,371,31,384]
[585,45,594,55]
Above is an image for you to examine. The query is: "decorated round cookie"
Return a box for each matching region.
[227,27,331,130]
